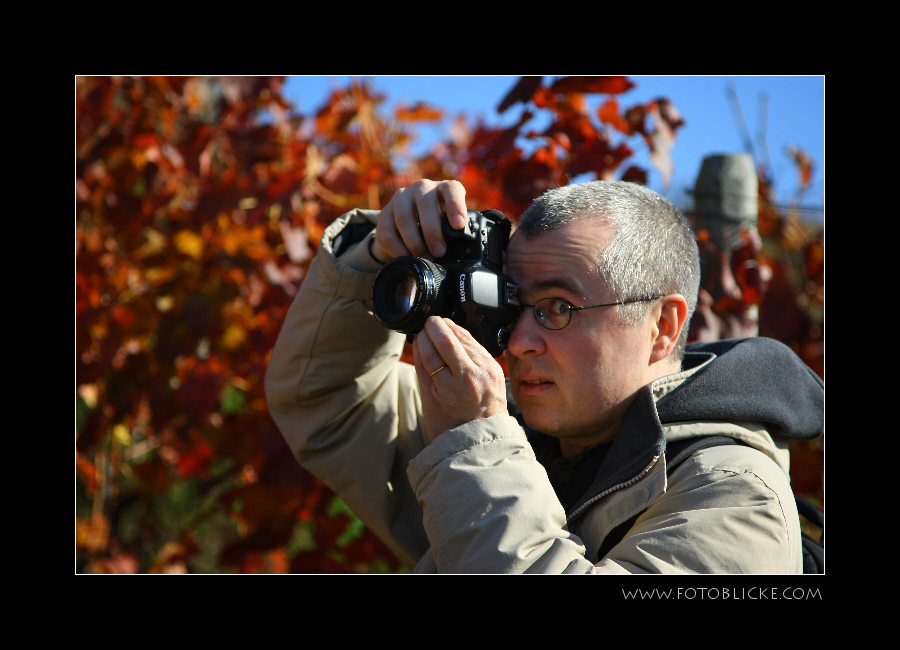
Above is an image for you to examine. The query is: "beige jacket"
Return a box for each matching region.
[265,209,810,573]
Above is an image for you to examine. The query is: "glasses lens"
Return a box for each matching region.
[534,298,571,330]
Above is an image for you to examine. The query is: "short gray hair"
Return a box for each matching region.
[517,181,700,360]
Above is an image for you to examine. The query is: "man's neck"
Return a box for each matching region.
[558,417,620,458]
[560,437,608,458]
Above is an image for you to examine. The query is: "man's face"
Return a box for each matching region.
[504,218,655,452]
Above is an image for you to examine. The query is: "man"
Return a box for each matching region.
[264,179,824,573]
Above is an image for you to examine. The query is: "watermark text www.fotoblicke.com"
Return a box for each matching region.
[621,586,822,600]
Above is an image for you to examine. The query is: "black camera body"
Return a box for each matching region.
[370,209,520,357]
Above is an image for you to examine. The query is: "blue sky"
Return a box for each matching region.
[281,75,824,221]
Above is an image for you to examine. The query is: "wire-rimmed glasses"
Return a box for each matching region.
[516,296,663,331]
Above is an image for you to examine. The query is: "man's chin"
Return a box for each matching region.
[519,406,563,437]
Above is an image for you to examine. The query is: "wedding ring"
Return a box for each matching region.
[430,364,448,377]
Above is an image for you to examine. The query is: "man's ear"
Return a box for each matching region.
[649,294,689,364]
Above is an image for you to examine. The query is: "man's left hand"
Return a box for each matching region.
[413,317,508,441]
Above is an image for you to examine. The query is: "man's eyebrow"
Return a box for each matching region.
[521,277,585,300]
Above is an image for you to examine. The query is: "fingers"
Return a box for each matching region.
[437,181,468,230]
[412,183,447,259]
[374,180,468,261]
[415,317,497,383]
[415,317,467,377]
[375,187,426,259]
[372,203,399,262]
[413,317,508,441]
[411,334,432,391]
[436,318,490,366]
[393,186,430,258]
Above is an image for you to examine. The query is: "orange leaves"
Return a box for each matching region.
[549,75,635,95]
[131,132,159,151]
[447,75,674,220]
[111,304,136,329]
[319,153,361,197]
[481,76,685,194]
[315,93,359,136]
[172,211,276,263]
[620,166,648,185]
[730,229,770,307]
[597,98,634,135]
[76,450,99,494]
[570,136,635,180]
[497,76,543,113]
[395,102,443,122]
[787,145,814,192]
[532,86,588,117]
[217,212,270,261]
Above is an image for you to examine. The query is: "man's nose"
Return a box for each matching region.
[506,306,547,357]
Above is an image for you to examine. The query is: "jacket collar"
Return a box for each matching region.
[510,348,713,521]
[564,385,666,519]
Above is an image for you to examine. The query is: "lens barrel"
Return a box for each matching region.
[371,256,447,334]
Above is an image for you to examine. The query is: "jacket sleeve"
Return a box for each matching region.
[407,420,801,574]
[264,209,431,569]
[407,414,597,573]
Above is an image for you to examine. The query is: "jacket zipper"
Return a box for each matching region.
[565,454,661,524]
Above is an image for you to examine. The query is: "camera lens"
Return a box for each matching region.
[394,276,417,315]
[371,256,447,333]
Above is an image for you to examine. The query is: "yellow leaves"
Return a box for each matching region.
[217,212,271,260]
[173,212,273,262]
[76,509,110,554]
[220,322,247,350]
[155,295,175,313]
[133,228,167,260]
[144,266,177,285]
[221,297,255,351]
[148,542,189,574]
[113,424,132,446]
[175,229,205,260]
[78,383,99,409]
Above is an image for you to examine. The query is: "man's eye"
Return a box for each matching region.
[549,300,570,316]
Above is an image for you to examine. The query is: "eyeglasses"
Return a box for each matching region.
[515,296,663,331]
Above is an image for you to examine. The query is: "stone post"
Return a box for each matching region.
[692,153,758,256]
[689,153,761,339]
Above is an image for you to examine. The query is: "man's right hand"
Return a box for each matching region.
[372,180,469,263]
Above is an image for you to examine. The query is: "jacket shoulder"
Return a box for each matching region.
[595,443,803,573]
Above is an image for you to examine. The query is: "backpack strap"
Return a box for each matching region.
[664,435,740,473]
[796,495,825,573]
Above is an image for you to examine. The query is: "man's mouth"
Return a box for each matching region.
[518,377,554,394]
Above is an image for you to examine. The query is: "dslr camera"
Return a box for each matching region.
[371,209,520,358]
